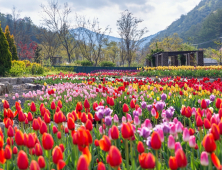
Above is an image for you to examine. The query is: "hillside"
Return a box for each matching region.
[153,0,222,48]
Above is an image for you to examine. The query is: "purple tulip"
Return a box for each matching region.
[141,101,147,109]
[210,95,216,102]
[140,127,150,138]
[147,105,152,111]
[155,101,165,111]
[161,93,167,101]
[105,116,112,126]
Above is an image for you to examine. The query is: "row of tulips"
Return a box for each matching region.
[1,93,222,169]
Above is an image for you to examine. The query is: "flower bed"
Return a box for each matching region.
[0,76,222,169]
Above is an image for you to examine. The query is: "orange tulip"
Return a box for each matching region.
[139,152,155,169]
[77,155,89,170]
[75,127,92,148]
[137,141,145,153]
[175,149,187,168]
[169,156,178,170]
[99,135,111,152]
[30,160,40,170]
[58,100,63,109]
[203,134,216,153]
[42,133,54,150]
[30,102,36,112]
[87,113,93,123]
[76,102,83,112]
[123,103,129,113]
[111,125,119,140]
[211,152,221,169]
[107,146,122,167]
[0,149,6,164]
[151,131,161,150]
[38,156,46,168]
[52,146,63,164]
[17,151,29,170]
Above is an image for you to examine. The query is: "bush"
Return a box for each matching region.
[81,60,93,66]
[100,61,115,67]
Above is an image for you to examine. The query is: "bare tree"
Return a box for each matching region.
[117,10,148,66]
[75,16,111,66]
[41,1,77,63]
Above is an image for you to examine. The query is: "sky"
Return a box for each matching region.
[0,0,201,38]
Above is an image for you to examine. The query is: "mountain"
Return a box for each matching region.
[151,0,222,48]
[71,27,158,48]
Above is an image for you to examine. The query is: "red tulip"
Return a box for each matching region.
[189,128,195,136]
[109,97,114,106]
[34,143,42,156]
[0,136,3,149]
[81,112,87,123]
[0,149,6,164]
[139,152,155,169]
[151,131,161,150]
[40,122,48,135]
[38,156,46,168]
[196,115,203,127]
[6,137,13,146]
[84,99,90,109]
[30,102,36,112]
[17,151,29,170]
[27,112,33,122]
[44,112,51,124]
[201,99,207,109]
[97,162,106,170]
[77,155,89,170]
[67,117,75,131]
[202,134,216,153]
[99,135,111,152]
[130,100,135,109]
[169,156,178,170]
[85,119,93,131]
[51,101,56,110]
[27,133,36,148]
[122,103,129,113]
[59,144,65,152]
[111,125,119,140]
[53,126,58,134]
[42,133,54,150]
[219,108,222,119]
[204,118,211,129]
[7,125,14,137]
[4,145,12,159]
[137,141,145,153]
[121,123,134,139]
[76,102,83,112]
[3,100,9,109]
[75,127,92,148]
[57,159,66,170]
[216,98,221,109]
[175,149,187,168]
[93,102,98,111]
[58,100,63,109]
[32,119,40,131]
[57,131,61,139]
[211,124,220,141]
[30,160,40,170]
[13,146,18,154]
[107,146,122,167]
[94,139,99,147]
[52,146,63,164]
[218,121,222,135]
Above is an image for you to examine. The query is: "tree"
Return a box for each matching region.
[41,1,77,63]
[0,23,12,76]
[117,10,148,66]
[4,25,18,60]
[75,16,110,66]
[18,41,37,60]
[34,45,42,63]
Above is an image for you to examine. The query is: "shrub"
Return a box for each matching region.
[81,60,93,66]
[100,61,115,67]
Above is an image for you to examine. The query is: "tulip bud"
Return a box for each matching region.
[38,156,46,168]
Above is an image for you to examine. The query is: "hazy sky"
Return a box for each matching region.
[0,0,201,37]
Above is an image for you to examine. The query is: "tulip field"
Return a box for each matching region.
[1,73,222,170]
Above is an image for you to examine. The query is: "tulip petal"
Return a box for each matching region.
[211,153,221,169]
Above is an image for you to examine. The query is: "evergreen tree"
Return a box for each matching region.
[0,23,12,76]
[4,25,18,60]
[34,45,42,63]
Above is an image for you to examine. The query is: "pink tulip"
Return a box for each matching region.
[126,114,132,122]
[168,135,175,150]
[134,116,140,126]
[157,129,164,142]
[151,108,156,117]
[189,136,196,148]
[183,128,190,142]
[144,119,152,130]
[12,96,15,100]
[170,123,176,135]
[5,94,8,98]
[113,114,119,123]
[122,116,126,123]
[200,151,209,166]
[175,142,182,152]
[176,122,183,133]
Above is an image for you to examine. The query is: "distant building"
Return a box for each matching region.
[204,58,218,66]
